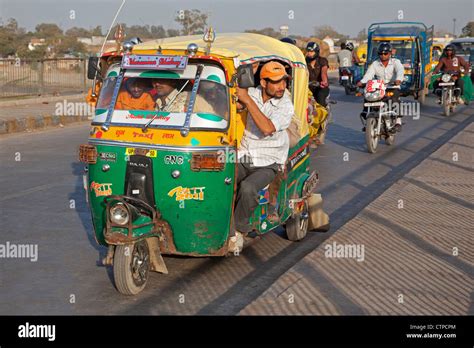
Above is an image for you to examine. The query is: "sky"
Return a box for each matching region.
[0,0,473,37]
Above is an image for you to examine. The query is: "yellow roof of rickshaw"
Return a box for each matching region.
[134,32,307,67]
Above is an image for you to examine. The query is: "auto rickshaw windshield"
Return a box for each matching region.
[97,77,229,117]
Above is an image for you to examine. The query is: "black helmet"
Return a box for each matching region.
[377,42,392,55]
[306,41,320,53]
[444,44,456,55]
[280,37,297,45]
[345,42,355,51]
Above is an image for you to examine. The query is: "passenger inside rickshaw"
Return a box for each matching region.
[100,76,227,119]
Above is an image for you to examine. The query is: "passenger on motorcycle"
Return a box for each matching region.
[433,44,470,105]
[357,42,404,132]
[337,42,361,83]
[306,41,330,107]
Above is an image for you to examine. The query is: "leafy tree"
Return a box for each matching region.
[461,21,474,37]
[314,25,348,41]
[245,27,280,38]
[55,35,87,56]
[35,23,63,39]
[90,25,102,36]
[175,9,207,35]
[167,28,180,38]
[65,27,91,37]
[356,28,367,41]
[151,25,166,38]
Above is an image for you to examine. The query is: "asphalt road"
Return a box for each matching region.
[0,85,472,315]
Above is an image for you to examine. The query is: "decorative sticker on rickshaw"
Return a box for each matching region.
[167,186,205,201]
[90,182,112,197]
[164,155,184,165]
[123,54,188,70]
[98,152,117,162]
[286,146,309,171]
[125,148,157,157]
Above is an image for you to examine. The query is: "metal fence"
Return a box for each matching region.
[0,58,88,98]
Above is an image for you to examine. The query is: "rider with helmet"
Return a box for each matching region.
[357,42,404,132]
[280,37,297,45]
[337,41,361,84]
[306,41,330,107]
[433,44,470,104]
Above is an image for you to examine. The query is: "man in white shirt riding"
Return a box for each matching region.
[357,42,405,132]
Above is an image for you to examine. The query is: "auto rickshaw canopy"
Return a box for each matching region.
[134,33,310,137]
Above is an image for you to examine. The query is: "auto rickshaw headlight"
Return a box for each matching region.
[441,74,451,83]
[110,203,130,226]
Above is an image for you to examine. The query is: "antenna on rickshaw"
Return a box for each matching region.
[91,0,127,97]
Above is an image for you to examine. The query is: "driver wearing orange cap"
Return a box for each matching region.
[231,61,294,248]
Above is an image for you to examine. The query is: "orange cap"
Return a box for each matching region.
[260,61,289,81]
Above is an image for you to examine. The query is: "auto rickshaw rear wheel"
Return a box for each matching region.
[114,239,150,295]
[286,203,309,241]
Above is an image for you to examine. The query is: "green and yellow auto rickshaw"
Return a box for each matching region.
[79,31,329,295]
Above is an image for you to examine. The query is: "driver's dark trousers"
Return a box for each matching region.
[234,157,279,233]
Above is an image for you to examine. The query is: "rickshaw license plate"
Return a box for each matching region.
[125,148,157,157]
[341,76,349,80]
[439,82,455,86]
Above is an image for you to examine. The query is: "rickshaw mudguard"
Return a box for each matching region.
[250,136,314,233]
[87,142,235,255]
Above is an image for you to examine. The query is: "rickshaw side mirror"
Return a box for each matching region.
[236,64,255,88]
[87,57,101,80]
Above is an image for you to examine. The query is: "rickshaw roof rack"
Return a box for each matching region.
[369,21,433,39]
[132,32,307,68]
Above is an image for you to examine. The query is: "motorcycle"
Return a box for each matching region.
[434,71,463,117]
[359,80,401,153]
[339,67,357,95]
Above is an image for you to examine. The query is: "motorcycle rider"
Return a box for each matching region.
[357,42,404,133]
[338,42,361,84]
[306,41,330,107]
[433,44,470,105]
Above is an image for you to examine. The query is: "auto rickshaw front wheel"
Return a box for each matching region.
[286,203,309,241]
[113,240,150,295]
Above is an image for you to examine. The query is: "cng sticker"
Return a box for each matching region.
[125,148,157,157]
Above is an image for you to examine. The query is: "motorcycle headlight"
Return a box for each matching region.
[441,74,451,83]
[110,203,129,226]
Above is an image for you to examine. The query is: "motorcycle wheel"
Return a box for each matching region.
[365,118,379,153]
[442,89,450,117]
